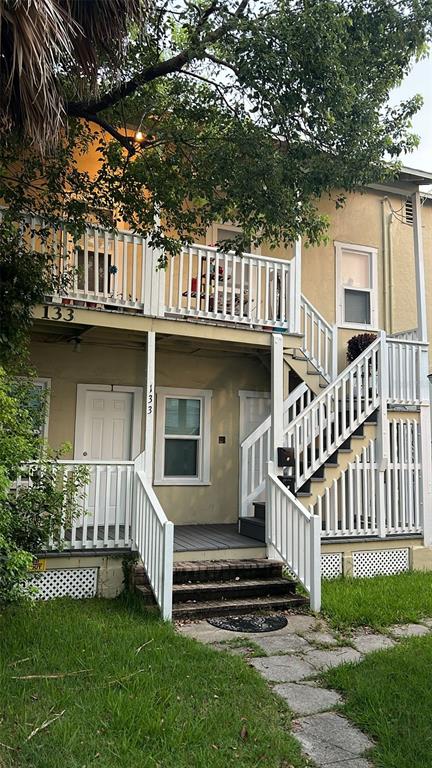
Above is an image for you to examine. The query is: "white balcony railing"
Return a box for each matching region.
[165,245,298,331]
[19,213,301,332]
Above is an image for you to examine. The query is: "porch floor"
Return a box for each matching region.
[174,524,260,552]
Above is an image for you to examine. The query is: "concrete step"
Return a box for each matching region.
[172,592,307,620]
[172,577,296,604]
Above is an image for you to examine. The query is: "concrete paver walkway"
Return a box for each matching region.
[177,614,432,767]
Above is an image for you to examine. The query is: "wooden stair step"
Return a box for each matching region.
[238,517,266,542]
[172,558,283,584]
[172,593,307,620]
[172,577,296,603]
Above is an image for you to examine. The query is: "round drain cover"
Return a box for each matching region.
[207,614,288,633]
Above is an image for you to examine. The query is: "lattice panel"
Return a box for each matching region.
[352,548,409,578]
[29,568,98,600]
[321,553,343,579]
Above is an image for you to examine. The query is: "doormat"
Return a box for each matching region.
[207,614,288,633]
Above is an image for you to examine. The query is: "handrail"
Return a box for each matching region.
[299,295,337,381]
[239,382,312,517]
[267,465,321,611]
[301,294,333,332]
[240,382,310,452]
[57,459,134,466]
[180,243,296,267]
[133,468,174,621]
[285,336,381,489]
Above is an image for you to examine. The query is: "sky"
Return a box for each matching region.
[392,55,432,172]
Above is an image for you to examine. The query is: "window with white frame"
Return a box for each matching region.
[154,387,212,485]
[335,242,378,328]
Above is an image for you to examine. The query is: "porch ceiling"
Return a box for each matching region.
[31,317,279,360]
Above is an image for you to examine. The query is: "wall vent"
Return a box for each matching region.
[405,198,413,225]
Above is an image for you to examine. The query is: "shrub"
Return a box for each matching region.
[347,333,377,364]
[0,367,88,603]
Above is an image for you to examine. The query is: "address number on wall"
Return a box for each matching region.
[42,305,75,322]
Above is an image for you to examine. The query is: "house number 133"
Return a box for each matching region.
[42,305,75,322]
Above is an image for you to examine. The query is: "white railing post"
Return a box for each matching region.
[271,334,284,464]
[331,323,338,380]
[293,237,302,334]
[149,245,165,318]
[145,331,156,481]
[419,347,432,546]
[161,521,174,621]
[376,331,389,538]
[309,514,321,612]
[266,460,280,561]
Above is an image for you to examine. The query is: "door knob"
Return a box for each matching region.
[83,451,88,456]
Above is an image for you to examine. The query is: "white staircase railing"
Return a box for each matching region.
[267,464,321,611]
[300,295,337,381]
[240,382,312,516]
[285,336,381,490]
[314,421,423,538]
[165,245,297,331]
[133,459,174,621]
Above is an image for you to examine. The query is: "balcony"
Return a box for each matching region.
[35,219,300,333]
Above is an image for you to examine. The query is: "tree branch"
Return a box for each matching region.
[66,1,251,118]
[75,111,138,155]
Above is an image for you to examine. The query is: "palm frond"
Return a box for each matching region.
[0,0,146,152]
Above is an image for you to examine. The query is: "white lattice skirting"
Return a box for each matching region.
[321,553,343,579]
[352,548,410,578]
[28,568,98,600]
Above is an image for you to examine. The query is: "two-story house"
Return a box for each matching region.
[25,159,432,620]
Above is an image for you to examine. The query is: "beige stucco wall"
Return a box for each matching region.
[262,187,432,372]
[30,336,269,525]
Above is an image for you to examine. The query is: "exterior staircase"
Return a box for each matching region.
[239,411,378,542]
[284,349,328,395]
[132,559,307,619]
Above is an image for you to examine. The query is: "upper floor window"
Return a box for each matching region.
[335,242,378,329]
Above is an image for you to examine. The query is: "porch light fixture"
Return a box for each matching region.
[135,130,144,143]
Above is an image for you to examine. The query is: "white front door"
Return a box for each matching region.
[81,390,133,461]
[76,389,134,527]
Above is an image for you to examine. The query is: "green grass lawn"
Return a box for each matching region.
[321,570,432,631]
[323,635,432,768]
[0,597,305,768]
